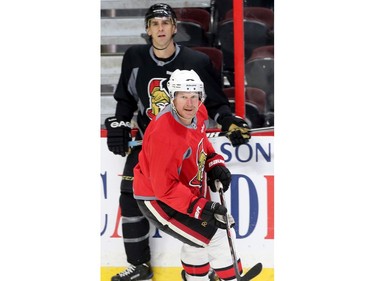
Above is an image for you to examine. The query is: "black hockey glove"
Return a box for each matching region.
[188,198,234,229]
[105,116,132,157]
[221,115,251,147]
[205,153,231,193]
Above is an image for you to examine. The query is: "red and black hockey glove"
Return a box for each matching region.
[221,115,251,147]
[105,116,132,157]
[205,153,231,193]
[188,197,234,229]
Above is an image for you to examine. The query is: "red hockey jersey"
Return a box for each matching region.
[133,104,216,214]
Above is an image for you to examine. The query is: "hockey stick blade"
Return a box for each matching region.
[241,262,263,281]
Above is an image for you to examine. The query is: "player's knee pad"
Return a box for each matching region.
[207,228,241,271]
[181,243,209,266]
[181,243,210,281]
[120,192,144,217]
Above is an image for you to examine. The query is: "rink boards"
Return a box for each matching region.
[100,131,274,281]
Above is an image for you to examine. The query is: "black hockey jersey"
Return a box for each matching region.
[114,44,233,134]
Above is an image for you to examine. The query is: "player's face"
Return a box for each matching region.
[173,92,200,125]
[147,17,176,48]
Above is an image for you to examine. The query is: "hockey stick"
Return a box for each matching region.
[215,179,242,280]
[241,262,263,281]
[128,126,274,148]
[128,140,143,147]
[214,179,263,281]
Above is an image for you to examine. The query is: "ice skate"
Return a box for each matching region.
[111,263,153,281]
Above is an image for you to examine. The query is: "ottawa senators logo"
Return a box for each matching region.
[190,139,207,187]
[146,78,170,120]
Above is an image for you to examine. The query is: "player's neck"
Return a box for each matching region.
[153,42,176,59]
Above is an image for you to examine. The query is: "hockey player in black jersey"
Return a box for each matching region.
[105,3,251,281]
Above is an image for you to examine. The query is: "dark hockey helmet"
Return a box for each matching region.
[145,3,177,28]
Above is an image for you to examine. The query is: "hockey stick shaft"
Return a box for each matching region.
[215,180,242,281]
[214,180,263,281]
[128,126,274,147]
[128,140,143,147]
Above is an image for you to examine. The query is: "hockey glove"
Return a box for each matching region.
[188,198,234,229]
[105,116,132,157]
[205,153,231,193]
[221,115,251,147]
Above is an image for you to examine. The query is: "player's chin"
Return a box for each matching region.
[182,110,197,118]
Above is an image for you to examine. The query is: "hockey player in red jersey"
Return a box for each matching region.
[105,3,251,281]
[133,69,242,281]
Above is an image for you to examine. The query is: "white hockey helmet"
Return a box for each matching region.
[167,69,206,102]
